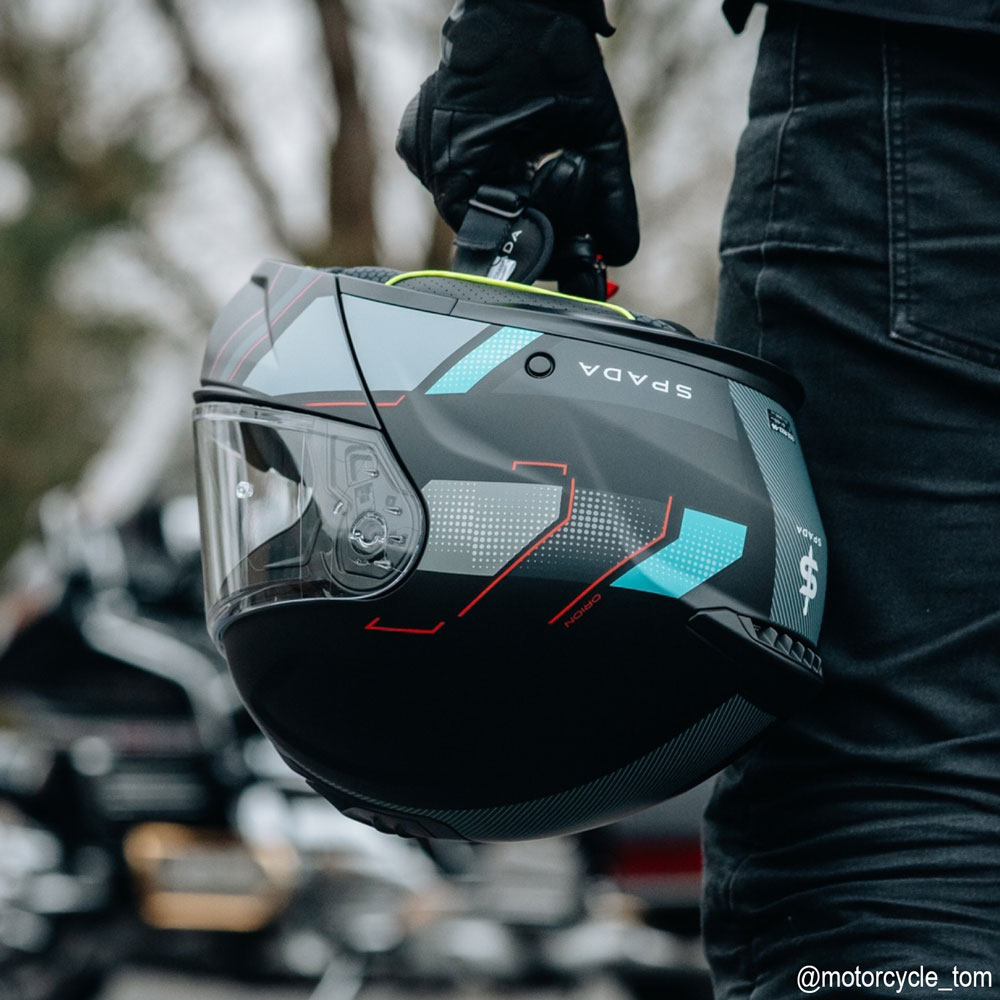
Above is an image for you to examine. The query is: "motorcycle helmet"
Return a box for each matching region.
[193,251,827,842]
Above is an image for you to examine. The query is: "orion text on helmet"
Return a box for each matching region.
[578,362,693,399]
[562,592,602,628]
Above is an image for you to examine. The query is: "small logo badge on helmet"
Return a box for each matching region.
[799,545,819,615]
[768,408,796,443]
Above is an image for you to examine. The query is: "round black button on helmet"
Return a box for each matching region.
[525,352,556,377]
[193,263,827,842]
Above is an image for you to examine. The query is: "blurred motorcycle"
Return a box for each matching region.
[0,491,712,1000]
[0,490,257,997]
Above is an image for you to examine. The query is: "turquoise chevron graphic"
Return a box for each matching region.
[612,508,747,599]
[426,326,542,395]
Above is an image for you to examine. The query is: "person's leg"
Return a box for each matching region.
[706,7,1000,996]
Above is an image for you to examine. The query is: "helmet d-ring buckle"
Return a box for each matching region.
[453,185,554,286]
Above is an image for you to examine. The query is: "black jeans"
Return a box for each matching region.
[705,5,1000,996]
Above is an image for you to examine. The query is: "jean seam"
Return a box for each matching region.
[882,26,908,337]
[752,10,801,359]
[721,241,845,257]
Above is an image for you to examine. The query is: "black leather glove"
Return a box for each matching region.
[397,0,639,267]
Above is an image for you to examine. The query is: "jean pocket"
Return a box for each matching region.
[884,31,1000,371]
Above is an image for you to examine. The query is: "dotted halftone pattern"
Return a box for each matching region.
[426,326,542,395]
[613,508,747,599]
[521,489,666,577]
[418,480,564,577]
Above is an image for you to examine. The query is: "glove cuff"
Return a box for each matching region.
[534,0,614,35]
[460,0,614,37]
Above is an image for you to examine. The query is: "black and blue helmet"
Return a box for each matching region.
[193,263,826,841]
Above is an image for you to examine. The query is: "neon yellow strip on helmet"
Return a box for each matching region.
[385,270,635,321]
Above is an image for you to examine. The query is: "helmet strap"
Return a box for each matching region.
[453,185,554,287]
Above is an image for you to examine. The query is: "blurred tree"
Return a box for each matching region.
[313,0,378,265]
[0,2,160,561]
[146,0,451,270]
[151,0,381,266]
[0,0,412,563]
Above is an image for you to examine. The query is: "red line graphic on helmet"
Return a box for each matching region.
[305,400,370,408]
[376,395,407,407]
[547,496,674,626]
[209,263,286,378]
[458,477,577,618]
[228,273,323,380]
[209,307,264,378]
[512,461,568,476]
[365,618,445,635]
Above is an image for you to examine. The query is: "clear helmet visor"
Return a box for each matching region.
[193,402,424,643]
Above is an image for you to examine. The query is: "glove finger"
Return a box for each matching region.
[395,91,425,181]
[588,141,640,266]
[534,112,639,267]
[567,89,639,265]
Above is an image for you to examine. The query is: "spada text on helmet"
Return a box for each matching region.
[578,362,693,399]
[796,524,824,548]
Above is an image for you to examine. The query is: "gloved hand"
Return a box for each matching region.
[397,0,640,267]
